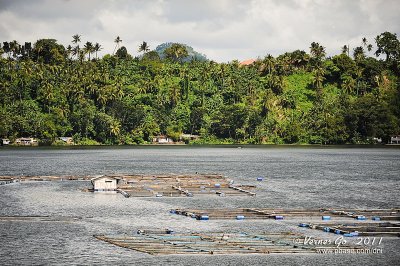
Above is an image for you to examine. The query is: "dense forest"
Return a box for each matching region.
[0,32,399,145]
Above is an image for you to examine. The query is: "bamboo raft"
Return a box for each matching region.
[115,174,256,197]
[301,222,400,237]
[94,231,362,255]
[171,208,400,221]
[0,215,83,223]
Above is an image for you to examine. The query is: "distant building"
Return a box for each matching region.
[91,176,121,191]
[152,135,174,144]
[390,136,400,144]
[239,59,256,66]
[0,138,10,146]
[372,137,382,143]
[15,138,38,146]
[59,137,74,145]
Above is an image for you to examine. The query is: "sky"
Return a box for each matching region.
[0,0,399,62]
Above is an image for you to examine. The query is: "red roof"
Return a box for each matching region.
[239,59,256,66]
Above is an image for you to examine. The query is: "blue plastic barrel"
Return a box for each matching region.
[169,209,176,214]
[299,223,308,227]
[214,183,221,188]
[275,215,284,220]
[200,215,209,220]
[322,215,331,220]
[372,216,381,221]
[356,215,367,220]
[236,215,245,220]
[257,177,263,181]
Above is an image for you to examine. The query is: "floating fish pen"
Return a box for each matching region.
[94,231,361,255]
[0,175,88,182]
[171,208,400,221]
[113,174,256,197]
[300,222,400,237]
[0,215,83,223]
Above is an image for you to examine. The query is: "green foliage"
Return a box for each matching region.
[1,32,399,145]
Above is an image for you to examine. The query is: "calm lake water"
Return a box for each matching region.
[0,146,399,265]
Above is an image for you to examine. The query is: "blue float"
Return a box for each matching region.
[372,216,381,221]
[275,215,284,220]
[343,233,353,237]
[236,215,245,220]
[257,177,263,181]
[214,183,221,188]
[299,223,308,227]
[356,215,367,220]
[322,215,331,221]
[199,215,209,220]
[323,227,331,232]
[335,229,342,234]
[351,231,359,236]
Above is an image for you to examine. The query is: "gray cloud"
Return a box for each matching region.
[0,0,399,62]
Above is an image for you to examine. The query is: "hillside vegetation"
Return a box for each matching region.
[0,32,399,145]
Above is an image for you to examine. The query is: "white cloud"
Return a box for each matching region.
[0,0,398,62]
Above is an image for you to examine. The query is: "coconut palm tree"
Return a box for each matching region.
[138,41,150,54]
[83,41,94,61]
[113,36,122,55]
[94,43,102,60]
[72,34,81,60]
[341,45,349,56]
[353,46,365,61]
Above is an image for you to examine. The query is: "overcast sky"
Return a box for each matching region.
[0,0,399,62]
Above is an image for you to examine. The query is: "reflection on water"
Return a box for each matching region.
[0,147,399,265]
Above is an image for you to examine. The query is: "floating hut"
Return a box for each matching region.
[91,175,121,191]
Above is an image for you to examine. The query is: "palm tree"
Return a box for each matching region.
[341,76,355,94]
[310,42,326,59]
[138,41,150,54]
[263,54,275,75]
[353,46,365,61]
[72,34,81,44]
[362,37,367,47]
[341,45,349,56]
[110,120,121,136]
[312,67,325,95]
[94,43,102,60]
[113,36,122,55]
[72,34,81,60]
[83,41,94,61]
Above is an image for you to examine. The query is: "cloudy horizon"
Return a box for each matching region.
[0,0,399,62]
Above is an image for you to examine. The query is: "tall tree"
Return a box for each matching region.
[375,32,400,62]
[138,41,150,54]
[94,43,102,60]
[113,36,122,55]
[83,41,94,61]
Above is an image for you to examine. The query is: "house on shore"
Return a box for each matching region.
[390,136,400,144]
[91,175,121,191]
[0,138,10,146]
[15,138,38,146]
[152,135,174,144]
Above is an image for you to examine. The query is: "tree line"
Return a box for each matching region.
[0,32,399,145]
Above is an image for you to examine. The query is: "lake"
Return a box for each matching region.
[0,146,399,265]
